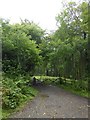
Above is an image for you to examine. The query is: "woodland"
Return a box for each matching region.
[0,1,90,118]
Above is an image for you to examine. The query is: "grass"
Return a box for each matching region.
[34,75,59,84]
[58,84,89,98]
[35,75,89,98]
[35,75,58,79]
[0,108,2,120]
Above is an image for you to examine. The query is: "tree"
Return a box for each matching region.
[1,19,41,75]
[19,19,44,44]
[52,1,88,80]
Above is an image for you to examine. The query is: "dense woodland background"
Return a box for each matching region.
[0,1,90,118]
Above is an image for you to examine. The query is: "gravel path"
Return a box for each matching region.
[9,85,88,118]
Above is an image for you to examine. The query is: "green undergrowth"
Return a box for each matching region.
[35,76,89,98]
[57,84,89,98]
[2,95,34,119]
[34,75,58,84]
[0,108,2,120]
[2,74,39,119]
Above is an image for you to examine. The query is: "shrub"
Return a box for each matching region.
[2,75,38,109]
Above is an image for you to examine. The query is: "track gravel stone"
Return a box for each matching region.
[9,85,88,118]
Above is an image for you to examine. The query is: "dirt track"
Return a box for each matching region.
[9,85,88,118]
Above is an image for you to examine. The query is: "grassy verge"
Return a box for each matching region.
[57,84,89,98]
[35,76,89,98]
[0,108,2,120]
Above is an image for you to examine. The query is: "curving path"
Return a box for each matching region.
[9,85,88,118]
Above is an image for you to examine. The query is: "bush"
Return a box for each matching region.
[2,75,38,110]
[2,87,25,109]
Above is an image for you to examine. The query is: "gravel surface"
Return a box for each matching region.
[9,85,88,118]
